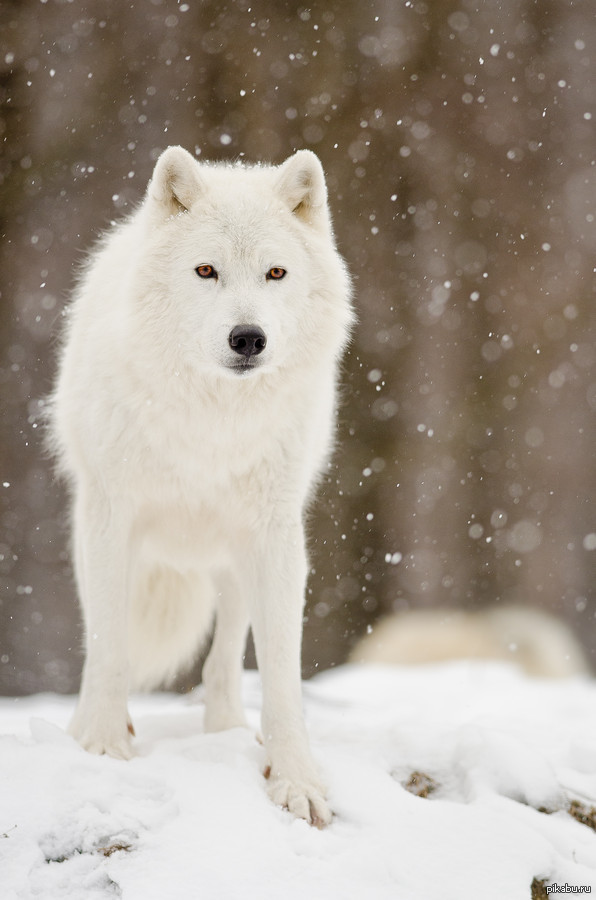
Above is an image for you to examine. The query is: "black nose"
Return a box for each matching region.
[228,325,267,358]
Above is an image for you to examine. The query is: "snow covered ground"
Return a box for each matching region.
[1,663,595,900]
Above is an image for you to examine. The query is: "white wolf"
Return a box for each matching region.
[50,146,353,826]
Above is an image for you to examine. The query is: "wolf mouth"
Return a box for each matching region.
[227,361,260,375]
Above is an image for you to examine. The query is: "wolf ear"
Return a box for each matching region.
[275,150,330,229]
[147,146,204,216]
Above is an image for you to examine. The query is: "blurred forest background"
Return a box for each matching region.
[1,0,595,695]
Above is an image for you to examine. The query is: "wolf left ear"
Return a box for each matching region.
[148,146,204,216]
[275,150,330,229]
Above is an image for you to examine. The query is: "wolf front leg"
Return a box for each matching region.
[248,518,332,828]
[68,494,133,759]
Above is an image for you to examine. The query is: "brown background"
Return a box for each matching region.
[1,0,595,694]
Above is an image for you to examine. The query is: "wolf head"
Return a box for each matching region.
[133,146,352,381]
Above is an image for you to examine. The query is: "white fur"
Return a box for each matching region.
[50,146,354,826]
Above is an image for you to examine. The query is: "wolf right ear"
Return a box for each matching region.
[275,150,331,231]
[147,146,204,217]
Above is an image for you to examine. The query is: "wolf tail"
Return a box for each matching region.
[128,565,215,690]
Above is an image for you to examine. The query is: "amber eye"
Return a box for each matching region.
[267,267,286,280]
[195,264,217,279]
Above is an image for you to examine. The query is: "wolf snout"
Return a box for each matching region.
[228,324,267,358]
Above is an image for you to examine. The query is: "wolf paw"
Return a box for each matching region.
[68,717,134,761]
[264,769,332,828]
[203,705,249,733]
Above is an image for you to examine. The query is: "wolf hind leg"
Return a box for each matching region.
[129,565,215,691]
[202,572,250,732]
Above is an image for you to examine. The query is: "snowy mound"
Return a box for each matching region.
[1,663,595,899]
